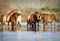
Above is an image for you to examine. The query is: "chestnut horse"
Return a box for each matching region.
[1,14,10,25]
[1,9,20,25]
[39,13,56,32]
[1,9,20,31]
[9,13,20,31]
[27,14,35,31]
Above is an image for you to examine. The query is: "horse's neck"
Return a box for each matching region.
[8,10,18,17]
[8,12,14,17]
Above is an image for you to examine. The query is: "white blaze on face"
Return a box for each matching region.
[37,14,40,20]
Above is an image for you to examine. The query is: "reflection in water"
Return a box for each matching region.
[0,23,60,41]
[0,22,59,32]
[0,32,60,41]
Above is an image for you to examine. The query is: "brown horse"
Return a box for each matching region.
[1,9,20,31]
[27,14,35,31]
[27,12,40,31]
[39,13,56,31]
[1,14,9,25]
[1,9,20,25]
[9,13,20,31]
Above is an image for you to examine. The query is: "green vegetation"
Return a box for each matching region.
[17,6,60,22]
[41,6,60,12]
[18,6,60,13]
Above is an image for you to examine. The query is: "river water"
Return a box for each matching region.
[0,23,60,41]
[0,31,60,41]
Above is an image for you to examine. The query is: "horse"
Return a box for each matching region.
[1,9,21,31]
[27,12,40,31]
[1,9,20,26]
[39,13,56,32]
[27,14,35,31]
[1,14,10,25]
[9,13,20,31]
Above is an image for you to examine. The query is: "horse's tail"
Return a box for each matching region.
[54,15,59,22]
[1,15,3,22]
[55,18,59,22]
[52,14,57,22]
[1,15,5,25]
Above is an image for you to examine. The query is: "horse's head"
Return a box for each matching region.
[37,13,44,22]
[27,14,34,23]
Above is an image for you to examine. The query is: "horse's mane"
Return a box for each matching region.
[8,9,18,16]
[9,13,18,22]
[7,9,19,19]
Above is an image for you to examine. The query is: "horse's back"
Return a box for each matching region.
[40,13,56,23]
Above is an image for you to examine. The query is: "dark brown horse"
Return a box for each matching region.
[39,13,56,31]
[27,12,40,31]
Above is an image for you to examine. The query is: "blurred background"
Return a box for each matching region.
[0,0,60,22]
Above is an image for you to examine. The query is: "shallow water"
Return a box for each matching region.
[0,31,60,41]
[0,23,60,41]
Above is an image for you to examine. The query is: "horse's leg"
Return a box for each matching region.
[29,24,32,31]
[20,23,21,27]
[27,21,29,31]
[38,21,39,27]
[11,24,14,31]
[52,20,56,32]
[33,22,36,31]
[2,24,6,31]
[32,24,33,31]
[35,23,36,31]
[8,21,9,26]
[11,23,16,31]
[13,25,16,31]
[37,22,39,31]
[43,22,46,32]
[19,22,21,27]
[8,21,10,31]
[43,23,45,32]
[50,22,52,32]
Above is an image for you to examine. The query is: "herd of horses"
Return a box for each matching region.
[0,9,57,31]
[27,12,56,31]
